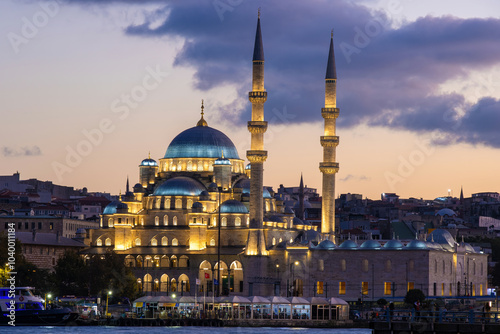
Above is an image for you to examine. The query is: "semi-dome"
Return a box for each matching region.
[235,179,272,198]
[360,239,381,249]
[383,239,404,249]
[103,200,128,215]
[153,177,206,196]
[427,229,455,251]
[164,126,240,159]
[405,239,428,250]
[220,200,249,213]
[338,239,358,249]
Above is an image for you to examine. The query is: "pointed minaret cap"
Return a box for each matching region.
[325,29,337,79]
[197,99,208,127]
[253,9,264,61]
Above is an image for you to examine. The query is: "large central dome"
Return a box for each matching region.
[164,125,240,159]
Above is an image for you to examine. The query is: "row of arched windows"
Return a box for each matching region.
[126,255,189,268]
[135,237,178,247]
[139,273,190,292]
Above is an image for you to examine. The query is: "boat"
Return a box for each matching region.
[0,287,79,326]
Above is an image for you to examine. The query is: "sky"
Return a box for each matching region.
[1,0,500,200]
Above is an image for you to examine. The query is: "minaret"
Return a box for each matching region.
[319,30,340,239]
[245,10,268,256]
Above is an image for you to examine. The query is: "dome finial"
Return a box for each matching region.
[197,99,208,127]
[148,151,151,159]
[119,189,122,201]
[221,150,224,159]
[258,7,261,19]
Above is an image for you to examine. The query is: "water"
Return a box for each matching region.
[3,326,372,334]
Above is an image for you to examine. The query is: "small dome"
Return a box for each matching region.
[406,239,428,249]
[153,177,206,196]
[293,200,312,209]
[436,208,457,217]
[103,200,128,215]
[284,206,294,214]
[383,239,404,249]
[208,183,218,191]
[76,228,86,235]
[464,243,475,253]
[360,239,381,249]
[338,240,358,249]
[140,158,158,167]
[293,217,305,225]
[133,183,144,193]
[192,202,203,209]
[268,215,283,223]
[245,163,251,170]
[220,200,249,214]
[315,239,336,250]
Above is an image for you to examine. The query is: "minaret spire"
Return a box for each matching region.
[126,176,130,193]
[320,30,340,241]
[246,10,268,256]
[298,173,305,220]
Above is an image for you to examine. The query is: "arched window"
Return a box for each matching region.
[179,274,190,292]
[154,279,160,292]
[125,255,135,267]
[318,259,324,272]
[160,274,169,292]
[175,199,182,209]
[235,217,241,227]
[171,255,178,267]
[151,238,157,246]
[210,238,216,246]
[362,259,369,272]
[163,215,168,225]
[179,255,189,267]
[187,161,192,171]
[105,238,112,246]
[136,278,142,292]
[136,256,143,268]
[171,278,177,292]
[108,218,113,227]
[172,238,179,246]
[140,218,144,226]
[154,255,160,268]
[173,216,178,226]
[434,259,438,274]
[144,274,152,292]
[162,236,168,246]
[247,217,250,226]
[198,161,203,171]
[155,216,159,226]
[161,255,169,267]
[272,237,276,246]
[135,238,141,246]
[165,198,170,209]
[96,239,103,246]
[341,259,346,272]
[212,217,217,226]
[221,217,227,227]
[144,256,153,268]
[187,199,193,209]
[155,198,161,209]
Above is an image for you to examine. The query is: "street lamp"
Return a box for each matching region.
[44,293,52,309]
[105,290,112,317]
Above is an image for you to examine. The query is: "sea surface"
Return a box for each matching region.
[3,326,372,334]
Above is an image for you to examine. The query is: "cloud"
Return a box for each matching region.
[60,1,500,148]
[2,146,42,157]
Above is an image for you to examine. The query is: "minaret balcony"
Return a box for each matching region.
[320,136,339,147]
[319,162,339,174]
[246,150,268,163]
[248,121,268,134]
[249,91,268,103]
[321,108,339,119]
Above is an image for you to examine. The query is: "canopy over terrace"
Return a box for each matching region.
[328,297,349,320]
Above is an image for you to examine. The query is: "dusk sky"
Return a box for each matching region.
[1,0,500,200]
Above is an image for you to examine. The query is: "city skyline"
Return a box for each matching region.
[2,0,500,200]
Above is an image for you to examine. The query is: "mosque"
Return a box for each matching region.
[83,15,488,301]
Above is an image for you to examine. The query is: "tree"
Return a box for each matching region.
[53,250,88,296]
[404,289,426,305]
[492,262,500,287]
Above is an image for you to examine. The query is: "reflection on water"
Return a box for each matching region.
[6,326,372,334]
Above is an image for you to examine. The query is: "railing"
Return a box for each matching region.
[377,309,500,324]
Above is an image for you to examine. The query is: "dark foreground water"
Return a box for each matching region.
[3,326,372,334]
